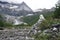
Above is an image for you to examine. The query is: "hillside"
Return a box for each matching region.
[22,15,39,26]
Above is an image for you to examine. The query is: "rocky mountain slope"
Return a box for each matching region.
[0,1,33,16]
[0,29,34,40]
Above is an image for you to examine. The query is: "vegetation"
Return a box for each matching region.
[53,4,60,18]
[22,15,39,26]
[0,14,40,29]
[14,24,31,29]
[39,4,60,31]
[0,14,13,29]
[34,31,60,40]
[39,14,60,31]
[34,4,60,40]
[0,14,5,27]
[34,14,60,40]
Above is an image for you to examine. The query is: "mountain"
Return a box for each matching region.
[0,1,9,4]
[0,1,34,25]
[58,0,60,3]
[34,7,55,15]
[0,1,33,16]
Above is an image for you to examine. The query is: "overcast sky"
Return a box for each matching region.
[0,0,58,10]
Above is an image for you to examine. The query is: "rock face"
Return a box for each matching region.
[0,29,34,40]
[0,1,33,16]
[51,24,60,32]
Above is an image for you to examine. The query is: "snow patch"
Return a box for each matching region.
[26,14,33,16]
[9,6,18,9]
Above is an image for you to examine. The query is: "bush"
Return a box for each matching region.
[39,14,60,31]
[34,32,52,40]
[34,32,60,40]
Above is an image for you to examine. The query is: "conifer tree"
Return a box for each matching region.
[54,4,60,18]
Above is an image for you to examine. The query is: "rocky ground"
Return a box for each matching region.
[0,29,34,40]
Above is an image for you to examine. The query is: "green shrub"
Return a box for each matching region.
[39,14,60,31]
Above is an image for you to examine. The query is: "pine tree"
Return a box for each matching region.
[54,4,60,18]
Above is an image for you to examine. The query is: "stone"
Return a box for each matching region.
[0,29,34,40]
